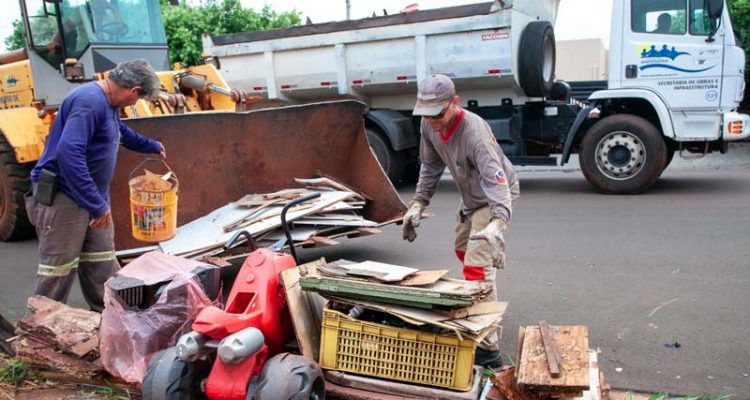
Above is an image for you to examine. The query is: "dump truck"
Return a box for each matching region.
[0,0,404,245]
[202,0,749,194]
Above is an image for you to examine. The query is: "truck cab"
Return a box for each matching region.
[571,0,749,193]
[608,0,746,142]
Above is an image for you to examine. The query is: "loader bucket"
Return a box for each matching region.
[111,100,406,250]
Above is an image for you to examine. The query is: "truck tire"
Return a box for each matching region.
[0,135,34,241]
[142,347,207,400]
[579,114,667,194]
[252,353,325,400]
[367,128,404,183]
[518,21,556,97]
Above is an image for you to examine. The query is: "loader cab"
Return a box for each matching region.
[19,0,169,107]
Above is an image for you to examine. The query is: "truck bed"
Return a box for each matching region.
[211,2,496,45]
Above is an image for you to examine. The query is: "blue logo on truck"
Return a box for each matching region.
[639,44,715,73]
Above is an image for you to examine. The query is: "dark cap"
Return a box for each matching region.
[413,74,455,116]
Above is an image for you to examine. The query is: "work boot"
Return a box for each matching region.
[474,347,503,369]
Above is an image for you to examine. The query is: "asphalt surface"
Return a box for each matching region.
[1,167,749,397]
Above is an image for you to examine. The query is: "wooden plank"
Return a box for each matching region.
[516,325,589,391]
[281,258,327,362]
[539,320,561,378]
[399,269,449,286]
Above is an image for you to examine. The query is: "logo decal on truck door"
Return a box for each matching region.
[637,44,716,75]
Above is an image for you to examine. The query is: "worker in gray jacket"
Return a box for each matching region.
[403,74,519,368]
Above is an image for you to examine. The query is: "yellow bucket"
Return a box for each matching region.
[128,158,178,242]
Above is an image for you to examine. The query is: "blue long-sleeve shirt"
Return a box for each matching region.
[31,82,161,217]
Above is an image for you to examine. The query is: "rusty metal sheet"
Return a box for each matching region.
[111,100,405,250]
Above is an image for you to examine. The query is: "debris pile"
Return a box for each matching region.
[13,296,103,377]
[127,176,385,261]
[485,323,609,400]
[292,258,506,393]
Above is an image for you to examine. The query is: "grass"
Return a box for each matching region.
[650,394,732,400]
[622,392,733,400]
[73,385,139,400]
[0,358,28,385]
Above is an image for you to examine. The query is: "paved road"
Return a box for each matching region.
[2,168,749,397]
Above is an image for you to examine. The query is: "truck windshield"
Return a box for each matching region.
[60,0,167,52]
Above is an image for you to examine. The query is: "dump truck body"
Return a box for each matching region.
[205,0,748,194]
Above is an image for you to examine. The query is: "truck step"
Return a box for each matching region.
[509,156,558,166]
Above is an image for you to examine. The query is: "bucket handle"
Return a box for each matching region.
[129,158,177,182]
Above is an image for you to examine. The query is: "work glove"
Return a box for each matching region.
[469,219,508,268]
[401,200,425,242]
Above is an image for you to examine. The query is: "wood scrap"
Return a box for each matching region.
[13,296,102,377]
[539,320,562,378]
[338,261,418,282]
[489,367,534,400]
[300,265,492,309]
[234,188,306,207]
[516,325,590,393]
[281,258,327,362]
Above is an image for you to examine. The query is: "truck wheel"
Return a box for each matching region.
[518,21,556,97]
[367,128,404,183]
[579,114,667,194]
[0,135,34,241]
[252,353,325,400]
[142,347,207,400]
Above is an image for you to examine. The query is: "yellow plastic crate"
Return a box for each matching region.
[319,308,477,391]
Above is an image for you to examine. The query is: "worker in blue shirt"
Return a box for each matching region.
[26,59,165,312]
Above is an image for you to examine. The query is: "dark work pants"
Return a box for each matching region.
[25,187,118,312]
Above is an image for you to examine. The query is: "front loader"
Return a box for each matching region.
[0,0,404,246]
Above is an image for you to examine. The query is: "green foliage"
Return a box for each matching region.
[647,393,732,400]
[728,0,750,76]
[4,20,26,51]
[0,358,28,385]
[161,0,301,66]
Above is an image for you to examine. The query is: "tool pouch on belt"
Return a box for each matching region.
[34,169,58,206]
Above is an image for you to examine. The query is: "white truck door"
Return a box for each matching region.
[620,0,724,139]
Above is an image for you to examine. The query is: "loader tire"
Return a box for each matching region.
[0,135,34,241]
[518,21,556,97]
[142,347,207,400]
[251,353,325,400]
[367,128,404,183]
[579,114,667,194]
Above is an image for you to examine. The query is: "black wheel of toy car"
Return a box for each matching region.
[518,21,556,97]
[142,347,206,400]
[251,353,325,400]
[579,114,667,194]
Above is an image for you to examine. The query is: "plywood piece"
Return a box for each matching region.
[517,325,589,391]
[399,269,449,286]
[281,258,327,362]
[160,191,352,255]
[294,177,366,200]
[340,261,418,282]
[539,321,561,378]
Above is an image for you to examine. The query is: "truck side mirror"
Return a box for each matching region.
[706,0,724,20]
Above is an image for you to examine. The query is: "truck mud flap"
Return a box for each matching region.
[111,100,406,250]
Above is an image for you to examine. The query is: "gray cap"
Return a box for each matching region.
[413,74,455,116]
